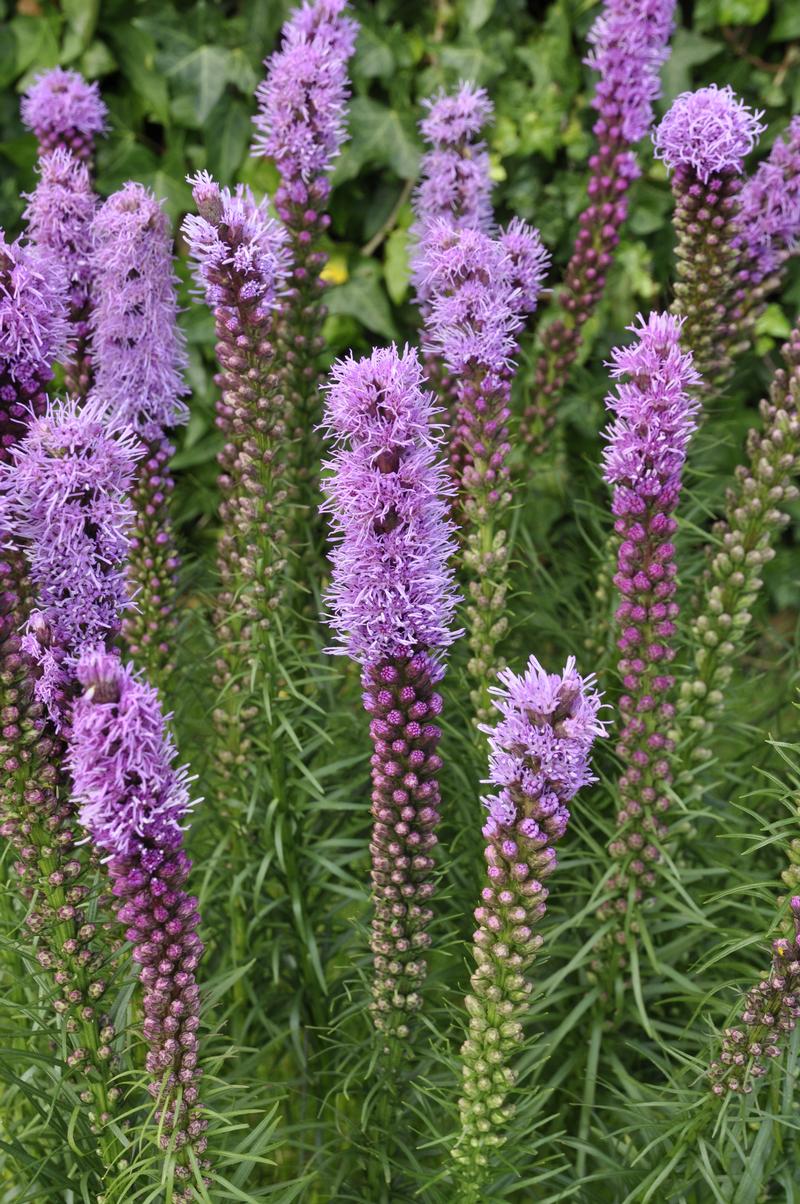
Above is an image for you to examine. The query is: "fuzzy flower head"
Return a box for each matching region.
[23,148,98,316]
[653,84,765,182]
[1,397,140,688]
[0,231,69,414]
[183,172,291,325]
[586,0,677,143]
[70,649,194,857]
[252,0,358,183]
[420,83,493,148]
[422,221,535,372]
[498,218,550,314]
[21,68,107,161]
[321,344,460,664]
[480,655,606,842]
[602,312,701,501]
[90,183,188,441]
[736,117,800,281]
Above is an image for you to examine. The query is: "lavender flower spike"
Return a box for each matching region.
[21,67,107,162]
[596,313,700,958]
[0,231,69,465]
[252,0,358,503]
[453,656,605,1189]
[23,149,98,398]
[653,85,765,386]
[321,345,460,1042]
[70,650,208,1197]
[91,183,189,689]
[521,0,676,450]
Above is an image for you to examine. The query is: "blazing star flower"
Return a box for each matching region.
[454,655,604,1185]
[321,344,460,664]
[21,67,107,161]
[91,183,188,442]
[23,149,97,320]
[653,84,765,183]
[736,117,800,283]
[586,0,677,144]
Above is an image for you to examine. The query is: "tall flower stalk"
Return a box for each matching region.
[520,0,677,451]
[23,149,98,398]
[453,656,604,1194]
[423,220,548,722]
[596,314,700,956]
[320,345,460,1044]
[652,85,765,387]
[69,650,208,1196]
[252,0,358,505]
[182,173,290,788]
[90,183,189,690]
[21,67,107,163]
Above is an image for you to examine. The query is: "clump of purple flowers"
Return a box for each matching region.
[69,650,207,1194]
[453,655,604,1187]
[321,344,460,1041]
[597,313,700,954]
[520,0,677,451]
[21,67,107,162]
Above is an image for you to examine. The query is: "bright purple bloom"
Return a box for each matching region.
[21,67,107,161]
[183,172,290,326]
[586,0,677,144]
[321,345,460,665]
[599,313,700,940]
[0,232,70,462]
[252,0,357,184]
[0,397,140,721]
[736,117,800,283]
[498,217,551,314]
[91,183,188,442]
[653,84,765,183]
[24,149,97,321]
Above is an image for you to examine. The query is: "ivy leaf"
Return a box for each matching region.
[383,227,410,305]
[206,95,252,183]
[108,23,169,123]
[337,96,419,182]
[325,260,398,340]
[464,0,496,33]
[61,0,99,61]
[167,45,232,126]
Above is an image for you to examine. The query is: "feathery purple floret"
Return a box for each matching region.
[23,149,97,319]
[91,183,188,442]
[0,397,140,718]
[321,345,460,664]
[736,117,800,282]
[183,172,291,324]
[0,232,69,415]
[653,84,765,182]
[420,83,493,148]
[21,68,107,161]
[252,0,357,183]
[602,312,702,497]
[480,656,605,842]
[586,0,677,144]
[70,650,193,857]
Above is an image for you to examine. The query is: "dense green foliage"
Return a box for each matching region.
[2,0,800,1201]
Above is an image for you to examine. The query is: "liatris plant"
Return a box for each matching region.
[0,397,139,1164]
[423,219,549,722]
[21,67,107,163]
[596,313,700,950]
[320,344,460,1043]
[69,650,208,1194]
[91,183,189,689]
[23,149,98,399]
[452,655,605,1193]
[252,0,358,498]
[0,231,69,466]
[653,85,765,387]
[182,172,290,784]
[677,322,800,766]
[520,0,677,451]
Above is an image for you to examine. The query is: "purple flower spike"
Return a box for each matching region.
[0,396,140,723]
[653,84,765,183]
[736,117,800,285]
[321,344,460,665]
[91,182,188,442]
[69,650,208,1189]
[23,149,98,397]
[321,344,459,1041]
[454,655,604,1184]
[598,313,700,952]
[0,232,70,463]
[586,0,677,144]
[498,217,551,314]
[21,67,107,162]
